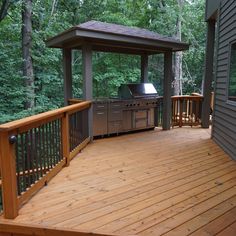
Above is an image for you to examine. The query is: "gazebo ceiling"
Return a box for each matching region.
[46,20,189,55]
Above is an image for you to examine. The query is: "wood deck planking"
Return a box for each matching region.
[94,171,236,234]
[17,151,230,223]
[138,189,236,235]
[189,207,236,236]
[216,221,236,236]
[17,143,222,217]
[54,161,236,230]
[18,145,222,211]
[1,127,236,236]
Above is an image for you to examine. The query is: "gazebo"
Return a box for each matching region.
[46,20,189,137]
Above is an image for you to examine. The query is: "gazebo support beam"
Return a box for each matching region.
[82,44,93,138]
[141,54,148,83]
[202,20,216,128]
[63,49,72,105]
[163,51,173,130]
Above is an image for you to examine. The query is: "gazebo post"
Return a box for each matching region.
[63,48,72,106]
[202,20,216,128]
[82,44,93,139]
[141,54,148,83]
[162,51,173,130]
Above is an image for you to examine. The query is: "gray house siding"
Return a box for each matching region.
[212,0,236,160]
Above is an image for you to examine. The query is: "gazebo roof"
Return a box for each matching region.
[46,20,189,54]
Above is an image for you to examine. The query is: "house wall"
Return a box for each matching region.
[212,0,236,160]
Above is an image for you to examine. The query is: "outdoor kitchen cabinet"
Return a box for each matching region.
[93,101,108,136]
[122,110,132,131]
[148,108,155,127]
[108,101,123,134]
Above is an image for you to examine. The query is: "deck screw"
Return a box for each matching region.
[9,135,17,144]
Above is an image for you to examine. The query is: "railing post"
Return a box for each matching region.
[0,131,18,219]
[62,113,70,167]
[179,98,183,127]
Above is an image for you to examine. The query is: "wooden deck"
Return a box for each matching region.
[1,127,236,236]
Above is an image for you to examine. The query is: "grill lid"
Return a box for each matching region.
[118,83,158,99]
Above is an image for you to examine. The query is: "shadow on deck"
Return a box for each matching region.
[1,127,236,236]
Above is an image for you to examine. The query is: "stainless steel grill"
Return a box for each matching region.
[118,83,158,99]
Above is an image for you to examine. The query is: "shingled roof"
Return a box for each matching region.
[46,20,189,54]
[78,21,182,44]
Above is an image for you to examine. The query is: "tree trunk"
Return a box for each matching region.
[0,0,11,22]
[22,0,35,109]
[173,0,183,96]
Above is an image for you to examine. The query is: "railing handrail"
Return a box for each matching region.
[0,101,91,132]
[172,95,203,100]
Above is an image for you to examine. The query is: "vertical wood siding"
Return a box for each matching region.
[212,0,236,160]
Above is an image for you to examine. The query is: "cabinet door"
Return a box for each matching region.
[93,110,108,136]
[148,108,155,127]
[122,111,132,131]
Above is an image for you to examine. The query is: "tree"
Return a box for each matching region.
[22,0,35,109]
[173,0,183,95]
[0,0,206,123]
[0,0,11,22]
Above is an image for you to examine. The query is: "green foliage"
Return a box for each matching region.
[0,0,207,124]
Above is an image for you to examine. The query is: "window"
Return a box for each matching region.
[228,42,236,102]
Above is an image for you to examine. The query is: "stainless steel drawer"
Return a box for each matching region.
[108,121,122,134]
[135,119,148,129]
[108,109,123,121]
[134,110,148,119]
[94,103,107,110]
[109,102,123,109]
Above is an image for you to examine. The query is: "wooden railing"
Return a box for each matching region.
[0,101,91,219]
[172,95,203,127]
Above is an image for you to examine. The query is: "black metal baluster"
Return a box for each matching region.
[55,120,58,163]
[35,128,39,181]
[55,120,58,164]
[38,125,43,178]
[46,123,49,171]
[74,113,77,148]
[74,114,76,149]
[59,119,62,161]
[15,135,21,195]
[42,124,46,174]
[48,122,52,169]
[51,121,54,167]
[71,115,74,151]
[21,134,26,192]
[25,132,31,188]
[52,121,56,166]
[30,129,35,185]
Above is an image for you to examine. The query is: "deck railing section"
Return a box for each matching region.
[0,101,91,219]
[69,108,89,160]
[172,95,203,127]
[15,119,63,195]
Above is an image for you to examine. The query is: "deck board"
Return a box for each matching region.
[1,127,236,236]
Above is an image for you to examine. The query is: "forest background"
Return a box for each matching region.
[0,0,206,124]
